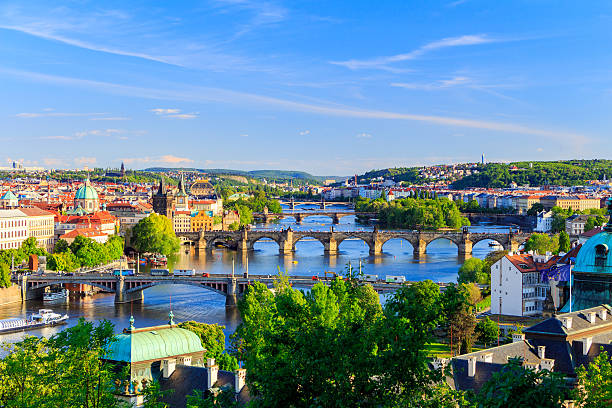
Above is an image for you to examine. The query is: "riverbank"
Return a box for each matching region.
[0,285,22,306]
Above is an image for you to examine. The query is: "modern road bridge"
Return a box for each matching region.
[16,273,408,306]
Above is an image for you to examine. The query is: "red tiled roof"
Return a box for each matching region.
[60,227,107,239]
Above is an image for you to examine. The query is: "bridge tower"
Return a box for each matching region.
[320,197,326,210]
[289,196,295,210]
[226,278,238,307]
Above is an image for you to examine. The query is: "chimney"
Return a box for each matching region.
[583,337,592,355]
[467,356,477,377]
[479,353,493,363]
[512,333,525,343]
[162,358,176,379]
[178,356,192,366]
[598,308,608,321]
[234,368,246,394]
[207,358,218,389]
[540,358,555,371]
[537,346,546,359]
[561,316,572,329]
[587,311,597,324]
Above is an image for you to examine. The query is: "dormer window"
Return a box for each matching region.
[595,244,608,267]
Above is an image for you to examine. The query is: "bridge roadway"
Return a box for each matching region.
[16,273,409,306]
[277,199,353,210]
[252,211,376,224]
[177,228,530,257]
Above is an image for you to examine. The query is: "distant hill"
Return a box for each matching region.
[143,168,345,184]
[451,160,612,188]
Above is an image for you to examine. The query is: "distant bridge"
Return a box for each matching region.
[177,228,530,257]
[278,198,354,210]
[253,211,376,224]
[16,273,408,306]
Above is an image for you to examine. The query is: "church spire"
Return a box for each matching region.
[178,172,186,195]
[157,177,166,195]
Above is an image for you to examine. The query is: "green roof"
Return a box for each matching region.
[1,190,18,201]
[106,325,204,363]
[74,178,99,200]
[574,230,612,274]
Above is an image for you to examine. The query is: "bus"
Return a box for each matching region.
[362,274,379,282]
[150,269,170,276]
[385,275,406,283]
[173,269,196,276]
[113,269,135,276]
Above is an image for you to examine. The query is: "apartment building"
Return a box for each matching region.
[0,208,54,251]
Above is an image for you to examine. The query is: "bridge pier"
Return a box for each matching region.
[369,239,383,256]
[226,278,238,307]
[294,214,302,224]
[115,277,144,304]
[332,214,340,224]
[458,239,473,256]
[414,239,427,258]
[324,238,338,255]
[195,238,207,252]
[278,228,294,255]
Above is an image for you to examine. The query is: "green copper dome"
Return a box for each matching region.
[106,325,204,363]
[574,201,612,274]
[74,178,99,200]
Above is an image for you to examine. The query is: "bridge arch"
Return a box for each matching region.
[336,235,373,253]
[292,235,326,252]
[124,281,228,297]
[425,236,461,251]
[381,237,416,254]
[28,280,115,293]
[250,235,282,251]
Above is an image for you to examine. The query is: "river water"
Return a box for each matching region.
[0,204,509,344]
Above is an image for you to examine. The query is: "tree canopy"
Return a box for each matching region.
[356,197,470,230]
[131,214,180,256]
[178,321,238,371]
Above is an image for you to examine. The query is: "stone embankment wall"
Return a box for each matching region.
[0,285,22,305]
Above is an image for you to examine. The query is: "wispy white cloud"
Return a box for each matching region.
[391,76,471,90]
[89,116,130,121]
[0,24,178,66]
[16,111,107,118]
[331,34,498,71]
[121,155,194,166]
[4,68,586,144]
[40,128,136,141]
[356,132,372,139]
[212,0,288,38]
[42,158,68,167]
[299,130,310,136]
[74,156,97,166]
[150,108,198,119]
[240,133,249,137]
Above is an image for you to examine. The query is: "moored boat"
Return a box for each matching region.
[43,289,69,302]
[0,309,69,335]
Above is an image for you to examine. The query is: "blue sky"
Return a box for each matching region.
[1,1,611,175]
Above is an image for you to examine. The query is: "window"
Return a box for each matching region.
[595,244,608,267]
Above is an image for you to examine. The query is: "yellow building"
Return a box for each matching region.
[172,211,192,233]
[20,207,55,252]
[541,196,601,212]
[191,211,214,232]
[515,195,541,214]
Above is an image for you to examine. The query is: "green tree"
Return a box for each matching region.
[457,258,488,284]
[524,233,560,254]
[131,214,180,256]
[0,263,11,288]
[142,380,172,408]
[0,319,123,408]
[475,317,499,347]
[527,203,545,216]
[585,217,597,232]
[558,230,571,253]
[178,321,238,371]
[53,239,70,253]
[574,349,612,407]
[472,358,567,407]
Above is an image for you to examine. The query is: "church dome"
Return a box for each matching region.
[75,178,99,200]
[573,205,612,274]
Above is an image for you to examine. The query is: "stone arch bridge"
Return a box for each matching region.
[253,211,376,224]
[177,228,531,257]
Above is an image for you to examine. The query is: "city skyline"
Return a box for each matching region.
[2,1,612,173]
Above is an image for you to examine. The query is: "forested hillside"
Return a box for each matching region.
[452,160,612,188]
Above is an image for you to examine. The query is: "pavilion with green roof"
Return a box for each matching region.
[105,313,205,386]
